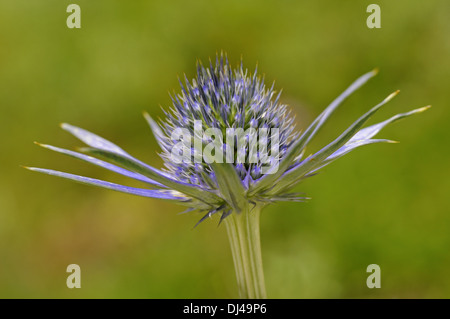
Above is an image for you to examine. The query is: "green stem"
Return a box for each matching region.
[224,204,267,299]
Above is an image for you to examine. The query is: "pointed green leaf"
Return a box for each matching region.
[249,69,378,195]
[61,122,222,206]
[34,142,165,188]
[267,90,400,194]
[143,112,168,151]
[349,105,431,142]
[310,105,431,174]
[80,147,223,206]
[210,162,247,213]
[24,167,193,203]
[61,123,130,157]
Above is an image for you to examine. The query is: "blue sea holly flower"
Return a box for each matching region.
[26,54,429,298]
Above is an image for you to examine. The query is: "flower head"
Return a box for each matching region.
[26,53,429,226]
[157,55,296,184]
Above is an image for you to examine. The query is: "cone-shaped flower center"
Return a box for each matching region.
[157,55,297,187]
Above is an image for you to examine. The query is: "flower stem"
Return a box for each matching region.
[224,204,267,299]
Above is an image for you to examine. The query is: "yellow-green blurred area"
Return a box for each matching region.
[0,0,449,298]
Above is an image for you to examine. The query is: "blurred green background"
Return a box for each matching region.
[1,0,449,298]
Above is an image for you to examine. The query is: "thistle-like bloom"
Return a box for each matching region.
[26,54,429,298]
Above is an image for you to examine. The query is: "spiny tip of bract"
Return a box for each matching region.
[417,105,431,113]
[386,90,400,101]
